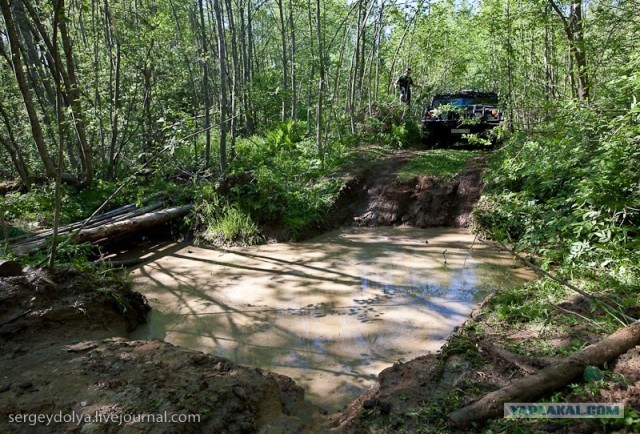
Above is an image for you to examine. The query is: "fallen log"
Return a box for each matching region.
[448,320,640,428]
[7,192,167,244]
[11,205,192,255]
[75,205,192,244]
[7,203,139,244]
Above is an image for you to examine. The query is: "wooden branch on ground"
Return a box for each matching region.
[7,192,166,244]
[477,340,554,375]
[75,205,192,244]
[448,320,640,428]
[7,203,139,244]
[10,204,191,255]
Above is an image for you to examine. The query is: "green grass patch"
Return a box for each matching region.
[205,205,263,246]
[397,149,482,180]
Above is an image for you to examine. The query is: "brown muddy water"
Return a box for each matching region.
[129,227,532,411]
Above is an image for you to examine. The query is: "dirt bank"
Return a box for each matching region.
[324,151,485,231]
[0,269,325,433]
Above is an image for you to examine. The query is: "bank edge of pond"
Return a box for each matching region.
[0,268,329,433]
[333,239,640,434]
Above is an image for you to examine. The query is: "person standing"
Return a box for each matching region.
[394,67,414,104]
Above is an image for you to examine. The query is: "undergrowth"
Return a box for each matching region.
[465,60,640,433]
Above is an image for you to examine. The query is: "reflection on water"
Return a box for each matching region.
[129,227,531,411]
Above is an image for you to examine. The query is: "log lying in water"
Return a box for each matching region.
[448,319,640,428]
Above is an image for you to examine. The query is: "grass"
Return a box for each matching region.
[397,149,482,180]
[204,204,263,246]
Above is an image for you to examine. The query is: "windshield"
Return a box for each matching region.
[432,95,498,107]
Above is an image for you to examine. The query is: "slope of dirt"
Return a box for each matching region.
[332,314,640,434]
[0,270,325,433]
[326,151,485,229]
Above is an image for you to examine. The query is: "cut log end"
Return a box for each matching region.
[0,259,23,277]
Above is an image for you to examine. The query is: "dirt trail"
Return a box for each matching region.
[1,151,491,433]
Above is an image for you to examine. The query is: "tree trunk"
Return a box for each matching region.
[142,43,154,161]
[449,320,640,428]
[224,0,239,159]
[212,0,228,172]
[103,0,121,180]
[276,0,289,122]
[0,101,31,184]
[239,0,255,134]
[548,0,589,100]
[247,0,256,132]
[347,0,364,134]
[315,0,324,160]
[197,0,212,169]
[289,0,297,120]
[306,0,316,134]
[49,0,65,270]
[21,0,92,185]
[0,0,57,179]
[58,7,93,185]
[168,0,200,166]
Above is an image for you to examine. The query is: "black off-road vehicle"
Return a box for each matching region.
[421,90,503,142]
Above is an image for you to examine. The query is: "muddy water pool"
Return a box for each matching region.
[130,227,532,411]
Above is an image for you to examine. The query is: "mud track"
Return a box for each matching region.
[1,151,490,433]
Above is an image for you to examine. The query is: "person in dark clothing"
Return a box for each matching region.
[394,67,414,104]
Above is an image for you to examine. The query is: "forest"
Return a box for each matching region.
[1,0,639,432]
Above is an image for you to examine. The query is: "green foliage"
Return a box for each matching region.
[217,121,346,238]
[487,280,563,325]
[438,334,482,365]
[355,101,422,149]
[388,121,422,149]
[397,150,482,180]
[264,121,306,154]
[475,94,640,290]
[473,63,640,358]
[194,183,261,246]
[205,205,263,246]
[195,191,249,246]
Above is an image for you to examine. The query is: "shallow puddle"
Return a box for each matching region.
[130,227,532,411]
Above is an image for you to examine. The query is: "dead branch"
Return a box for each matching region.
[448,320,640,428]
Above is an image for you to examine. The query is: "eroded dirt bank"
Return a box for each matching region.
[0,270,324,433]
[325,151,485,231]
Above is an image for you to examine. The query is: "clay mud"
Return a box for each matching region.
[130,226,532,411]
